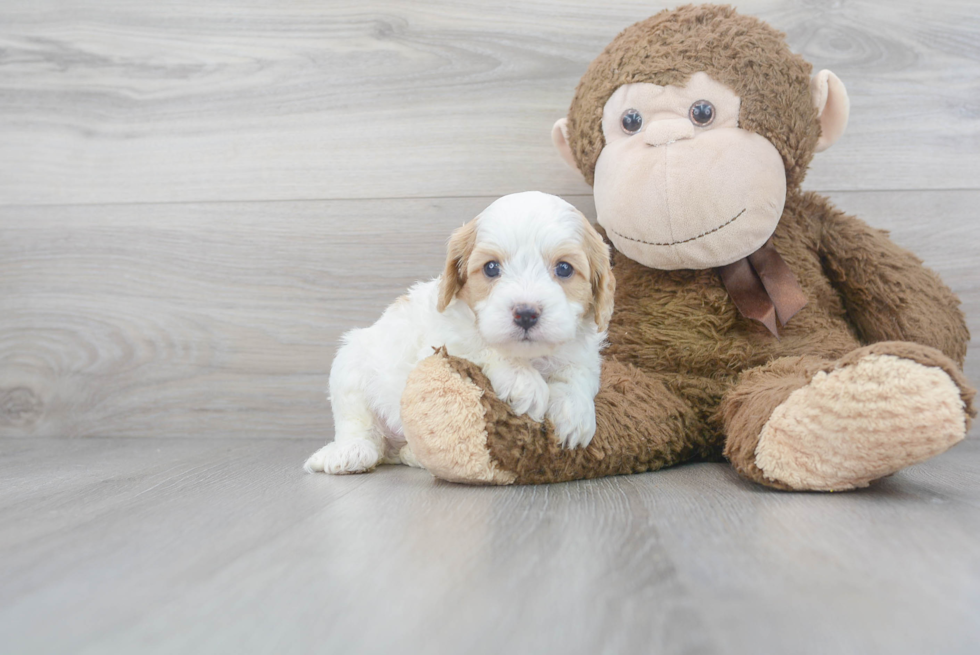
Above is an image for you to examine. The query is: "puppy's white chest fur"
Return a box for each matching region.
[304,191,613,476]
[329,280,500,442]
[333,279,599,438]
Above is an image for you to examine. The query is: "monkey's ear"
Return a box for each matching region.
[552,118,582,173]
[811,70,849,153]
[437,218,478,312]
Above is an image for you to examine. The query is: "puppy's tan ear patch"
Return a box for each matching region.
[438,217,479,312]
[581,215,615,331]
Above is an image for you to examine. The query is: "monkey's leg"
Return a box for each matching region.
[400,349,710,485]
[722,343,975,491]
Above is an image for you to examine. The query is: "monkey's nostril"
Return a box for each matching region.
[513,305,540,330]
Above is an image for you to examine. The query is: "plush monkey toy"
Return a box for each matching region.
[399,4,975,490]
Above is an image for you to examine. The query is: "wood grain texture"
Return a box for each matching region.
[2,3,979,652]
[1,437,979,654]
[2,191,977,440]
[0,0,978,205]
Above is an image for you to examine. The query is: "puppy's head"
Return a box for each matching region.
[438,192,614,356]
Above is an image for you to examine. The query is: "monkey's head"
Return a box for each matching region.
[553,5,849,270]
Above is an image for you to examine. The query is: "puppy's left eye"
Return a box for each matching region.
[555,261,574,278]
[483,261,501,278]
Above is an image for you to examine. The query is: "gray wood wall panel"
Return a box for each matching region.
[1,0,977,206]
[2,191,977,439]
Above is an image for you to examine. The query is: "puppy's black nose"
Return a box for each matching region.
[513,305,539,330]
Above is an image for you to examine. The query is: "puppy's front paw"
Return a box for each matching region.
[547,387,597,449]
[304,440,382,475]
[490,366,549,422]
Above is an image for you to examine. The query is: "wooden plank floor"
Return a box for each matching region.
[2,1,979,653]
[2,438,980,654]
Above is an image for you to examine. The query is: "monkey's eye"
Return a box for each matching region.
[620,109,643,134]
[689,100,715,126]
[555,261,574,278]
[483,261,501,278]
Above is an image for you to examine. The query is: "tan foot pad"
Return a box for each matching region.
[755,354,968,491]
[401,353,516,485]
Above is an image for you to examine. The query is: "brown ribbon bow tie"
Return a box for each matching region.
[718,238,807,338]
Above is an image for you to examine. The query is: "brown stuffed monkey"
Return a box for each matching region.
[399,4,975,490]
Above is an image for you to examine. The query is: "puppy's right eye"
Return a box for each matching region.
[555,261,574,278]
[483,261,501,278]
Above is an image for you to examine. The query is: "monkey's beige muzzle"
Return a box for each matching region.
[593,127,786,270]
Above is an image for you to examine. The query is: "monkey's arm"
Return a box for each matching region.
[401,348,714,485]
[814,193,969,365]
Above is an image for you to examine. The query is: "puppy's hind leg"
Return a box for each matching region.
[397,443,423,469]
[304,345,385,475]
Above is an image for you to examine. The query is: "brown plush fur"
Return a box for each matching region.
[819,205,970,365]
[417,189,975,486]
[566,4,820,189]
[435,351,713,485]
[400,5,975,489]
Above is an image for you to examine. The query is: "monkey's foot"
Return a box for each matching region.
[402,348,710,486]
[400,349,518,485]
[754,344,973,491]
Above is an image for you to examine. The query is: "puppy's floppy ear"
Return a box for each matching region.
[581,215,615,332]
[437,217,479,312]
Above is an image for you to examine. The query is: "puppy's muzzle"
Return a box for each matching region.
[512,305,540,331]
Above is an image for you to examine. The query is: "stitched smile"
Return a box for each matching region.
[609,208,747,247]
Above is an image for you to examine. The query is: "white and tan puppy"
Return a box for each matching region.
[304,191,615,475]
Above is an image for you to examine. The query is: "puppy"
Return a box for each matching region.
[304,191,614,475]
